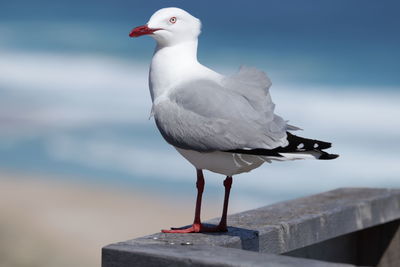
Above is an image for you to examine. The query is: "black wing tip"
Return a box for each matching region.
[225,133,339,159]
[318,141,332,150]
[319,152,339,160]
[287,132,332,150]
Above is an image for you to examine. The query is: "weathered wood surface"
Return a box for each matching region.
[103,188,400,267]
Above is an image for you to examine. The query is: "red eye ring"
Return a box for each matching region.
[169,17,177,24]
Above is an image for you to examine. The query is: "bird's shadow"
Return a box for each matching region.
[195,223,260,251]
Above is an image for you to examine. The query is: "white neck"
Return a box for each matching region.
[149,40,208,101]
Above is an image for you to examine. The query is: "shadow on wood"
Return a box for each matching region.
[285,219,400,267]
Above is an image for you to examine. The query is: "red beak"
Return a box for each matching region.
[129,25,161,38]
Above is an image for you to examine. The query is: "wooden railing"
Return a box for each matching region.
[102,188,400,267]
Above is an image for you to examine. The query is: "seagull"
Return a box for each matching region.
[129,7,338,233]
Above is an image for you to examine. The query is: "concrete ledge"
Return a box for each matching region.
[102,188,400,266]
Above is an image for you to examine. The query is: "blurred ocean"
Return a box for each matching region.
[1,0,400,209]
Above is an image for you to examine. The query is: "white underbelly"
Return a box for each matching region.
[175,147,266,176]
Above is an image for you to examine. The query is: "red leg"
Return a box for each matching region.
[193,169,205,225]
[162,172,233,233]
[162,169,206,233]
[216,176,233,232]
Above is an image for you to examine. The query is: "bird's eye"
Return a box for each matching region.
[169,17,177,24]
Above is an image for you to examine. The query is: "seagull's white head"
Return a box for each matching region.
[129,7,201,47]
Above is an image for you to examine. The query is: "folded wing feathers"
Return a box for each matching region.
[223,66,273,118]
[223,67,338,160]
[225,66,301,133]
[154,66,336,158]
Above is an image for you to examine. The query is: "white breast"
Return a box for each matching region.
[175,147,266,176]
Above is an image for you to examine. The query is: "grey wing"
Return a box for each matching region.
[224,66,301,131]
[154,75,290,152]
[223,65,274,119]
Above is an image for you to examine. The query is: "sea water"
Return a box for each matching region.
[0,0,399,209]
